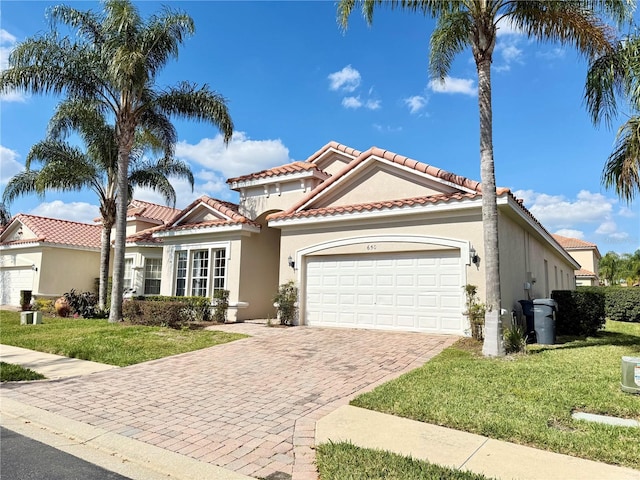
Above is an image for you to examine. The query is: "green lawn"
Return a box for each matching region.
[0,362,46,382]
[316,442,494,480]
[0,310,247,366]
[352,321,640,469]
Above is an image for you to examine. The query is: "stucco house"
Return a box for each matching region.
[1,141,579,335]
[552,234,602,286]
[0,199,179,306]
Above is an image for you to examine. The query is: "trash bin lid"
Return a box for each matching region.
[533,298,557,307]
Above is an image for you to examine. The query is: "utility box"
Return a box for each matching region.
[621,356,640,394]
[533,299,557,345]
[20,311,42,325]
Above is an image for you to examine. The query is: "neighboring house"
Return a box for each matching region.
[0,200,179,306]
[552,234,602,286]
[122,141,578,335]
[0,214,102,305]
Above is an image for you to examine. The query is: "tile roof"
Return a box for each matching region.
[305,141,362,163]
[127,199,181,224]
[176,195,257,225]
[269,192,483,221]
[2,214,102,249]
[552,234,598,249]
[227,161,325,184]
[576,268,597,277]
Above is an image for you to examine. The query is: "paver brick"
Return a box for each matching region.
[2,325,455,479]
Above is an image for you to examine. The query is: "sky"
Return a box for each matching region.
[1,0,638,256]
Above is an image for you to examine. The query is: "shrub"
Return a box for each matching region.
[551,289,605,336]
[213,289,229,323]
[463,285,485,340]
[122,299,191,329]
[63,289,100,318]
[141,295,211,322]
[604,287,640,323]
[274,281,298,326]
[503,324,527,354]
[19,290,32,311]
[32,298,55,316]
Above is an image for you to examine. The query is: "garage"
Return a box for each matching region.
[305,250,464,334]
[0,267,34,306]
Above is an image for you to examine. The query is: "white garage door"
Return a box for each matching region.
[305,251,464,334]
[0,268,34,306]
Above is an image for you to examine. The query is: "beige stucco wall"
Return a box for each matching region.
[38,247,100,298]
[316,165,449,208]
[237,216,281,321]
[568,249,598,276]
[314,152,353,176]
[238,178,324,220]
[275,211,484,325]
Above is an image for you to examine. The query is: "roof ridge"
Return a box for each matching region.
[17,213,98,227]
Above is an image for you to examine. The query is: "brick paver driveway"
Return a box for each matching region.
[2,323,457,479]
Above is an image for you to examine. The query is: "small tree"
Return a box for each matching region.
[213,289,229,323]
[273,281,298,326]
[463,284,485,341]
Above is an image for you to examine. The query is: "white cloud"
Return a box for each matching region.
[175,132,291,180]
[29,200,100,224]
[328,65,361,92]
[536,47,566,60]
[496,17,524,37]
[0,145,23,186]
[595,219,618,235]
[342,96,362,109]
[428,76,477,96]
[554,229,584,239]
[365,98,381,110]
[0,28,27,103]
[373,124,402,133]
[404,95,427,114]
[618,206,636,218]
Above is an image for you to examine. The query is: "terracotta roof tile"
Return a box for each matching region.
[127,199,180,224]
[576,268,597,277]
[2,214,102,249]
[552,234,598,249]
[269,192,482,221]
[305,141,362,163]
[227,161,324,184]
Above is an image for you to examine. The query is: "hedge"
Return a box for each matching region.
[551,289,605,336]
[131,295,212,322]
[123,300,192,329]
[603,287,640,323]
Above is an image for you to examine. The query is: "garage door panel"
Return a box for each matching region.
[305,251,464,334]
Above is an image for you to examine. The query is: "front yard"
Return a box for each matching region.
[0,310,246,366]
[351,320,640,469]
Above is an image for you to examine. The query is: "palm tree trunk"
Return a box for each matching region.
[108,123,134,323]
[98,225,111,310]
[477,56,505,357]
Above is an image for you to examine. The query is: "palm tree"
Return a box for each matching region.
[599,251,622,285]
[0,203,11,226]
[0,0,234,322]
[585,34,640,202]
[2,99,194,310]
[338,0,632,356]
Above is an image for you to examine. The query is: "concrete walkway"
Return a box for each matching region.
[317,405,640,480]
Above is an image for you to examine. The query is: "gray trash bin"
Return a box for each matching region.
[533,299,557,345]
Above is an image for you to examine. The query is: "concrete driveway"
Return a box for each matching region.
[1,323,457,479]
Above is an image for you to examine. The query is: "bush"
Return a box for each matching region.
[463,285,485,340]
[213,289,229,323]
[122,299,192,329]
[551,289,605,336]
[503,324,527,354]
[19,290,32,311]
[140,295,211,322]
[32,298,55,316]
[273,281,298,326]
[63,289,102,318]
[604,287,640,323]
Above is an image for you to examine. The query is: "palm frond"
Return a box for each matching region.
[155,82,233,143]
[47,4,104,45]
[2,171,42,204]
[603,116,640,202]
[429,9,472,80]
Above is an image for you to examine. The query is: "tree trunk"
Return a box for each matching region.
[476,56,505,357]
[108,122,134,323]
[98,224,111,310]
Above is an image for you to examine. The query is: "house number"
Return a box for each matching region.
[366,244,377,251]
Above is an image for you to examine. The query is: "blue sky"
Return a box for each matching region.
[1,1,638,255]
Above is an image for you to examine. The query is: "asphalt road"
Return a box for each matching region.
[0,427,131,480]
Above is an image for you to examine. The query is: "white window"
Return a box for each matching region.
[191,250,209,297]
[123,258,134,290]
[175,251,187,296]
[213,249,226,291]
[144,258,162,295]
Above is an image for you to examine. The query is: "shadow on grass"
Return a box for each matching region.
[530,331,640,355]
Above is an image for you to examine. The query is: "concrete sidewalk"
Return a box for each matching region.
[0,344,117,379]
[317,405,640,480]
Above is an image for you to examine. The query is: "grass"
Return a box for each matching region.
[0,310,247,367]
[352,321,640,470]
[316,442,494,480]
[0,362,46,382]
